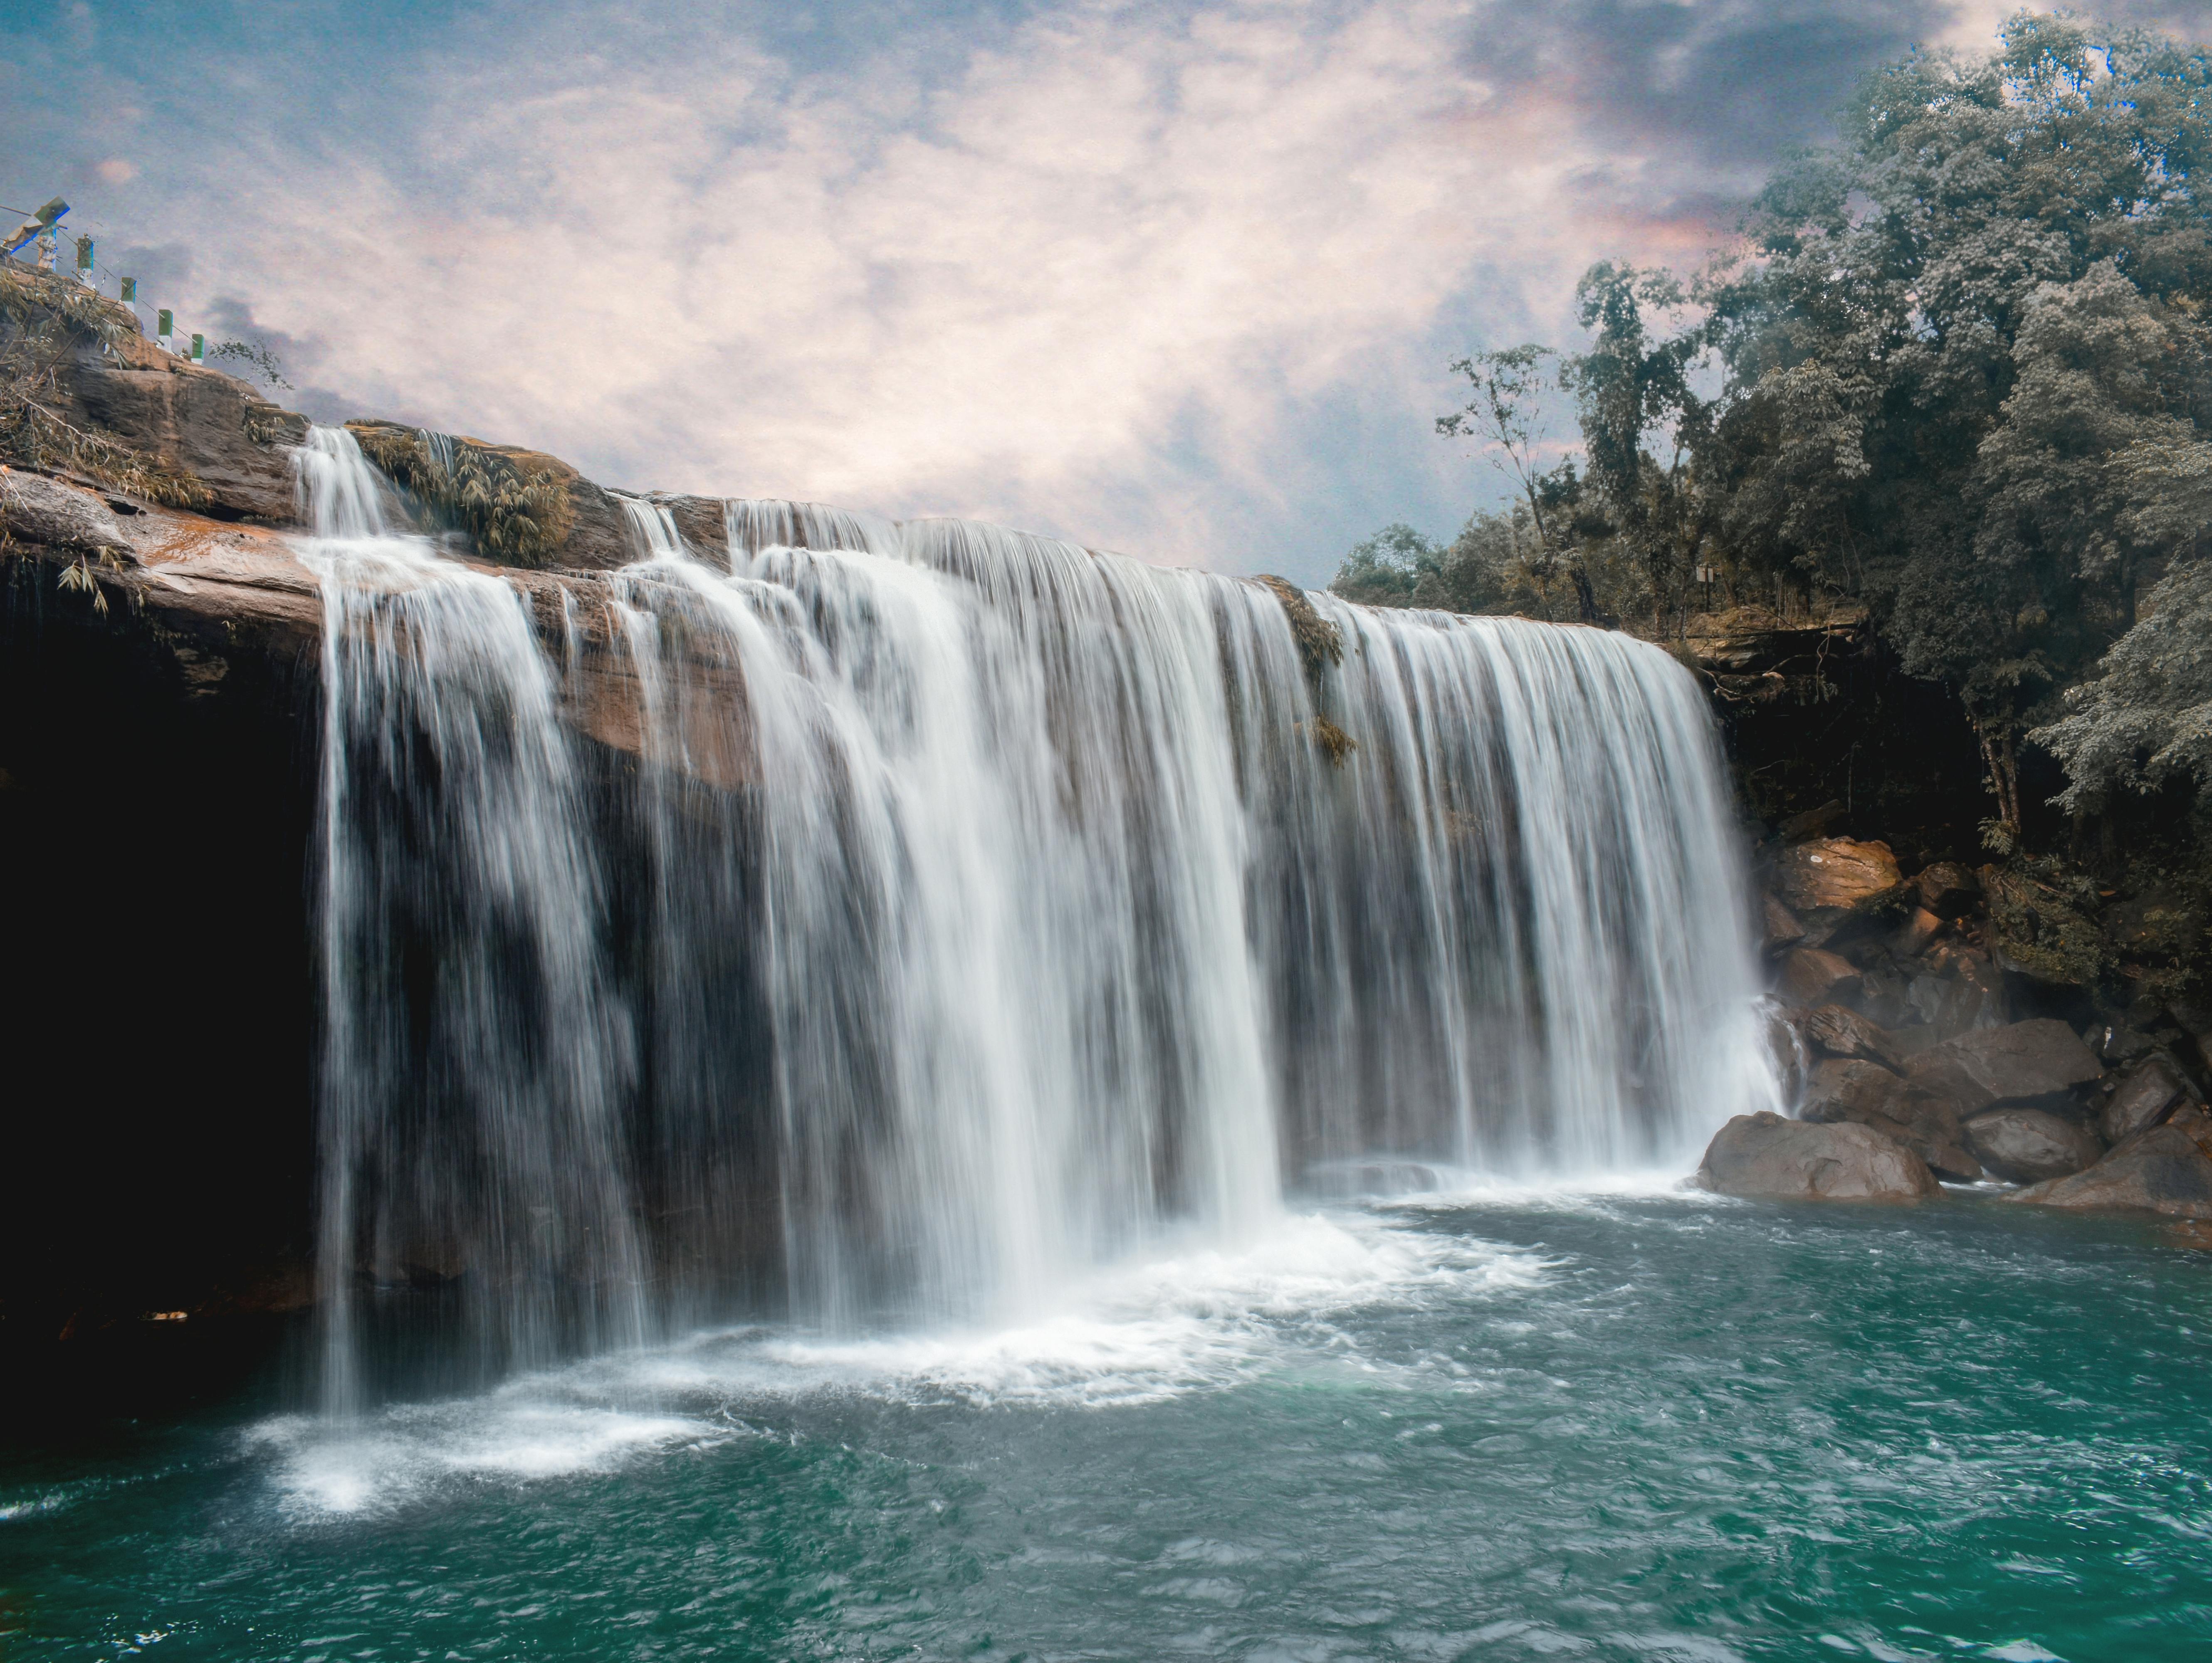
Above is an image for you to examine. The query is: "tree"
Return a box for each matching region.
[2034,558,2212,814]
[208,338,291,390]
[1331,523,1442,608]
[1562,263,1713,631]
[1436,345,1601,621]
[1342,11,2212,853]
[1692,13,2212,839]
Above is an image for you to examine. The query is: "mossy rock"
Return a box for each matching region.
[1258,574,1344,683]
[1982,864,2108,988]
[0,266,213,509]
[348,421,578,567]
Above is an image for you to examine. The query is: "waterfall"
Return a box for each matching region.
[297,430,1775,1406]
[300,429,647,1413]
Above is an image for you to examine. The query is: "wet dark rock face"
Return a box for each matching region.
[0,559,320,1359]
[0,277,766,1368]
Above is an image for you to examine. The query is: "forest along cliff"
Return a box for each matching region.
[1684,607,2212,1219]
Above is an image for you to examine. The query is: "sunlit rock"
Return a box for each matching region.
[1913,861,1982,919]
[1773,836,1902,912]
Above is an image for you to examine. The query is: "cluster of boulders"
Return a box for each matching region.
[1698,825,2212,1220]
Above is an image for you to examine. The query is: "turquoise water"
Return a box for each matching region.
[5,1186,2208,1661]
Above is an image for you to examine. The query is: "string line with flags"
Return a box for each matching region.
[3,194,212,365]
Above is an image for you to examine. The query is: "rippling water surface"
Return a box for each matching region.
[6,1187,2209,1661]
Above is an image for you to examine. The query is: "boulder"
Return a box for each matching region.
[1848,965,1914,1030]
[1799,1057,1899,1120]
[1914,862,1982,919]
[1881,1083,1985,1183]
[2101,1054,2200,1145]
[1804,1004,1915,1071]
[1762,893,1807,952]
[1777,799,1845,842]
[70,358,307,521]
[1776,947,1861,1007]
[1774,838,1902,913]
[2167,1002,2212,1069]
[1907,942,2007,1037]
[0,471,132,555]
[1799,1060,1983,1182]
[1696,1111,1940,1202]
[2012,1105,2212,1220]
[1963,1107,2103,1184]
[2090,1023,2158,1068]
[1923,939,2001,984]
[1890,906,1945,957]
[1905,1018,2101,1115]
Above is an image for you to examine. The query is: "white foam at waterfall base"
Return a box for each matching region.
[654,1209,1551,1408]
[251,1207,1552,1517]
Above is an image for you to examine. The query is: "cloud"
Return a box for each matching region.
[136,0,1727,576]
[24,0,2211,583]
[196,294,358,418]
[98,239,194,301]
[1935,1,2212,49]
[1478,0,1953,189]
[95,158,136,185]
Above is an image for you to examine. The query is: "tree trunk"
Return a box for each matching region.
[1977,723,2023,837]
[1572,564,1599,624]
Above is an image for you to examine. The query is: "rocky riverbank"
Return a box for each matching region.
[1701,823,2212,1222]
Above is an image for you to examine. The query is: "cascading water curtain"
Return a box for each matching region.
[301,430,646,1413]
[1248,599,1779,1175]
[610,511,1283,1329]
[299,435,1776,1405]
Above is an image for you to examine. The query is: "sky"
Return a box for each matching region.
[7,0,2212,586]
